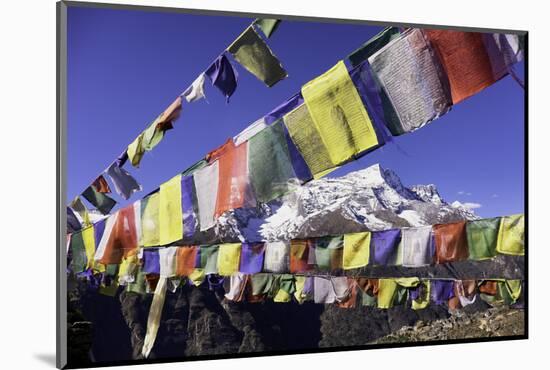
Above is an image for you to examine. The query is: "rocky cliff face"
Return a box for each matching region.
[68,164,517,367]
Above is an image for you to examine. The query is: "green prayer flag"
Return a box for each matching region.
[127,268,148,295]
[82,184,117,215]
[254,18,281,38]
[200,245,219,274]
[227,26,287,87]
[142,119,165,152]
[466,218,500,260]
[248,120,296,203]
[314,236,343,271]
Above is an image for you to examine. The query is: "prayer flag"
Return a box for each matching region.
[210,140,255,217]
[301,60,379,167]
[205,53,238,103]
[284,104,335,179]
[433,221,469,264]
[377,279,398,309]
[82,183,116,215]
[369,28,452,135]
[254,18,281,38]
[194,161,220,231]
[239,243,265,274]
[402,226,434,267]
[70,196,91,226]
[158,246,178,278]
[105,161,142,200]
[290,239,312,273]
[200,245,219,274]
[496,214,524,255]
[142,249,160,274]
[181,175,198,238]
[175,246,197,277]
[217,243,242,276]
[69,229,88,273]
[142,276,167,359]
[263,241,290,273]
[127,133,146,167]
[466,217,500,260]
[248,120,298,203]
[98,204,139,264]
[141,192,160,247]
[424,30,496,103]
[343,231,371,270]
[182,73,207,103]
[370,229,401,265]
[227,26,287,87]
[159,175,183,245]
[92,176,111,193]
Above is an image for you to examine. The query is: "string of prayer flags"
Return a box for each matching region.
[370,229,401,265]
[227,25,288,87]
[205,53,238,103]
[466,217,500,260]
[423,30,497,104]
[254,18,281,39]
[301,60,380,171]
[402,226,434,267]
[159,175,183,245]
[343,231,371,270]
[496,214,525,256]
[369,28,452,135]
[433,221,469,264]
[248,120,298,203]
[105,161,142,200]
[82,181,117,215]
[348,27,401,67]
[182,73,207,103]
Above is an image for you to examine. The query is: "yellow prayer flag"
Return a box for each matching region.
[377,279,398,309]
[301,60,379,167]
[395,277,420,288]
[159,175,183,246]
[82,226,96,271]
[496,214,524,255]
[274,289,292,303]
[188,268,206,287]
[127,133,145,167]
[141,192,160,247]
[343,231,371,270]
[217,243,242,276]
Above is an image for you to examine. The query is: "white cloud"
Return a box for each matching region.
[457,191,472,196]
[462,202,482,210]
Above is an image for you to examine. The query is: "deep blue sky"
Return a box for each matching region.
[67,5,525,218]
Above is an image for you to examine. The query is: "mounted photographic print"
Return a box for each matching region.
[57,1,527,368]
